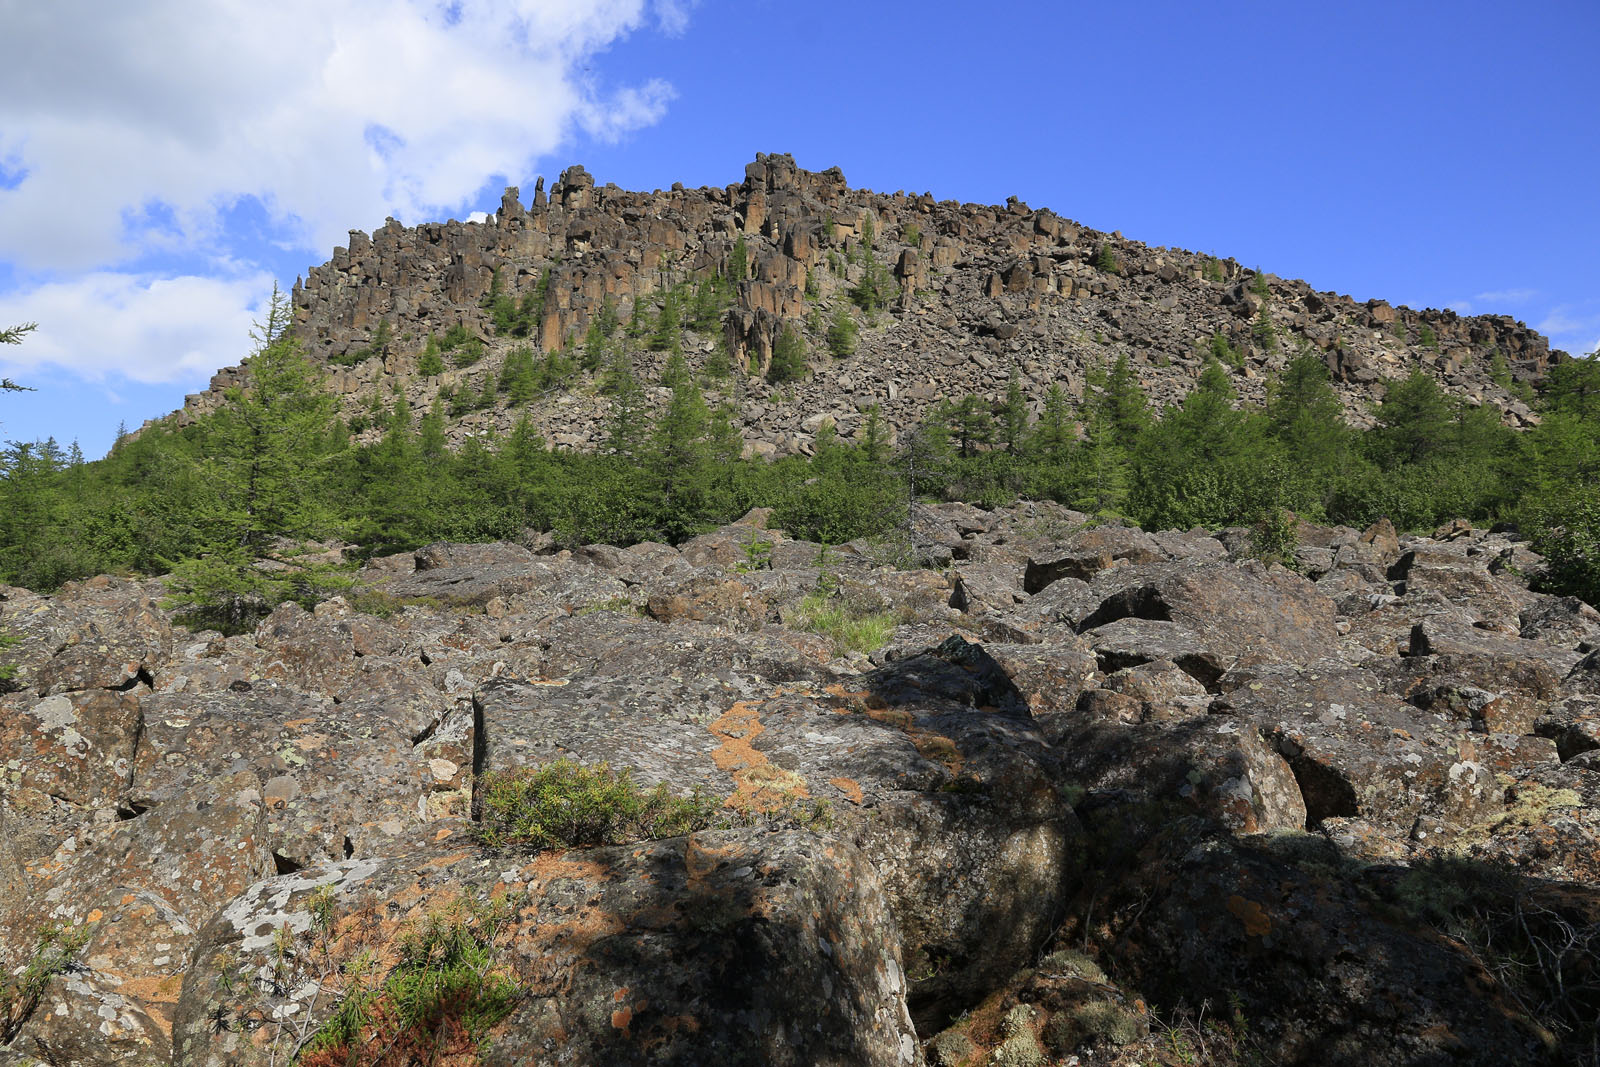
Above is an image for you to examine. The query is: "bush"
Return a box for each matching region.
[1250,506,1300,568]
[475,759,720,849]
[1093,244,1119,273]
[1528,489,1600,604]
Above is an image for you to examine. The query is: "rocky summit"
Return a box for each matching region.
[4,504,1599,1065]
[164,153,1561,455]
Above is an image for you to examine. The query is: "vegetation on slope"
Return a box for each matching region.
[5,292,1600,633]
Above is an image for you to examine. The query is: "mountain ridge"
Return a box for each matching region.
[159,153,1564,456]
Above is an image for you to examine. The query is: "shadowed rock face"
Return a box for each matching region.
[4,505,1600,1065]
[159,154,1561,458]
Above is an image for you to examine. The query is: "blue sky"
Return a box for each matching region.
[1,0,1595,457]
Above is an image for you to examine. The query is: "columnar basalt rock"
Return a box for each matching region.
[164,155,1561,458]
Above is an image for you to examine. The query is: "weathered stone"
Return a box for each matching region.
[173,830,921,1067]
[1023,526,1165,592]
[475,632,1078,1019]
[0,689,140,808]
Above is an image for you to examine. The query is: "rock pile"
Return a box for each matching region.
[164,154,1562,457]
[4,506,1597,1064]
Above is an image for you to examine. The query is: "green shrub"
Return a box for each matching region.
[1419,323,1439,349]
[475,759,720,849]
[301,895,522,1066]
[2,922,92,1041]
[1093,244,1118,273]
[1250,506,1300,569]
[1528,489,1600,605]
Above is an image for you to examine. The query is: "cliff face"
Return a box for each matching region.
[4,509,1598,1064]
[172,154,1560,454]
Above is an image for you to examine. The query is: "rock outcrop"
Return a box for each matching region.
[160,154,1563,458]
[5,507,1600,1063]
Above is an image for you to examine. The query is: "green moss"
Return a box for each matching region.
[994,1004,1045,1066]
[1038,948,1107,984]
[1071,999,1144,1046]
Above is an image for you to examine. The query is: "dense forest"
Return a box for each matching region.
[4,291,1600,633]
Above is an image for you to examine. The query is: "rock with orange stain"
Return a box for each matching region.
[478,631,1080,1020]
[1,575,176,698]
[0,689,141,808]
[174,830,920,1067]
[2,770,271,1067]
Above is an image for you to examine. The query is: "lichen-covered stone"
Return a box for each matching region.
[172,831,922,1067]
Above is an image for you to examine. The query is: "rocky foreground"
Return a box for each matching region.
[3,505,1599,1065]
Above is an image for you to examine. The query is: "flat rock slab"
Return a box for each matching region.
[476,633,1077,1015]
[172,830,921,1067]
[130,686,464,867]
[1103,833,1553,1066]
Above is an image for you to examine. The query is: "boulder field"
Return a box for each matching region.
[3,503,1597,1065]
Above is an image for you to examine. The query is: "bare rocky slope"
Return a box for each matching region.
[164,154,1563,454]
[4,506,1599,1065]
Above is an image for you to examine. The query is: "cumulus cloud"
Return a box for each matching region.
[0,0,684,271]
[0,272,274,384]
[1536,302,1600,358]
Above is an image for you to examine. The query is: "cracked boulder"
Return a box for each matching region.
[474,631,1078,1021]
[172,830,921,1067]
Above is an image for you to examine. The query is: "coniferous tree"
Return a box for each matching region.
[860,404,890,465]
[826,304,859,358]
[999,371,1029,454]
[947,394,994,457]
[767,325,808,384]
[1029,384,1076,465]
[1,322,35,394]
[163,285,343,631]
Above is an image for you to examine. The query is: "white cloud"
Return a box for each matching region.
[0,272,272,384]
[1448,300,1473,313]
[0,0,684,271]
[1473,288,1537,305]
[1536,303,1600,358]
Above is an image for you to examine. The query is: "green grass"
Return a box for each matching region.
[792,592,897,656]
[475,759,721,849]
[300,895,522,1066]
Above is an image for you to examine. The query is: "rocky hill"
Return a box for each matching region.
[167,154,1563,456]
[4,507,1598,1064]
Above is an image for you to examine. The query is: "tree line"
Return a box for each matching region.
[5,292,1600,631]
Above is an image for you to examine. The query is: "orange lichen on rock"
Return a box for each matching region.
[707,698,810,811]
[1227,893,1272,937]
[829,777,864,805]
